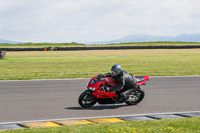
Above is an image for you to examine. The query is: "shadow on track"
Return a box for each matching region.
[65,104,128,110]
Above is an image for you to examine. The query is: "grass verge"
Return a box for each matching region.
[0,117,200,133]
[0,49,200,80]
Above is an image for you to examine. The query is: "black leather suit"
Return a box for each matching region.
[105,70,138,92]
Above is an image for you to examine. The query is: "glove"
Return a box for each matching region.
[105,87,112,92]
[98,74,106,79]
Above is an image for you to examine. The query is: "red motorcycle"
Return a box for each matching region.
[78,74,149,108]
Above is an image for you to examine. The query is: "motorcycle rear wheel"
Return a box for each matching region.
[125,89,145,105]
[78,91,97,108]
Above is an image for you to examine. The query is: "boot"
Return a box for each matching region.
[119,89,134,103]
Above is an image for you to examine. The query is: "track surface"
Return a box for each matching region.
[0,76,200,123]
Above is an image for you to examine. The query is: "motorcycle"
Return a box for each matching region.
[78,74,149,108]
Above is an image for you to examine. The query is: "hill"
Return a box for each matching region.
[0,39,20,44]
[89,33,200,44]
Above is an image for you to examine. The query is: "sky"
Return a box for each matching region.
[0,0,200,43]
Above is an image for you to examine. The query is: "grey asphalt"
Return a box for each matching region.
[0,76,200,123]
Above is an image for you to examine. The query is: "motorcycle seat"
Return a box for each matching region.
[135,76,145,82]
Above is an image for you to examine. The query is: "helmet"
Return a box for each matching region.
[111,64,122,76]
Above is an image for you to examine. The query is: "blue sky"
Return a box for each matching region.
[0,0,199,43]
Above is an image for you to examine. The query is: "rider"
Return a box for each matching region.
[100,64,138,102]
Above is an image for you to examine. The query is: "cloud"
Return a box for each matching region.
[0,0,200,43]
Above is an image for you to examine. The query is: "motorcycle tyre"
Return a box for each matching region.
[125,89,145,105]
[78,91,97,108]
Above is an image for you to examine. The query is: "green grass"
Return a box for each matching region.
[0,117,200,133]
[0,42,84,48]
[0,49,199,80]
[104,41,200,46]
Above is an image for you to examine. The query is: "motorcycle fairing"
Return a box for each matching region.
[92,91,118,98]
[87,74,106,91]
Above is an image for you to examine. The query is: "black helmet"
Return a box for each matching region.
[111,64,122,76]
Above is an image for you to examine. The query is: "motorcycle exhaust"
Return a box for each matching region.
[127,95,139,102]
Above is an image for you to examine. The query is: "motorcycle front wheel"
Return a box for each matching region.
[78,91,97,108]
[125,89,145,105]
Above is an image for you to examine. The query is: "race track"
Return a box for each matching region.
[0,76,200,123]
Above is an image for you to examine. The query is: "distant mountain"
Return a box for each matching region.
[0,39,21,44]
[2,33,200,45]
[88,33,200,44]
[172,33,200,42]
